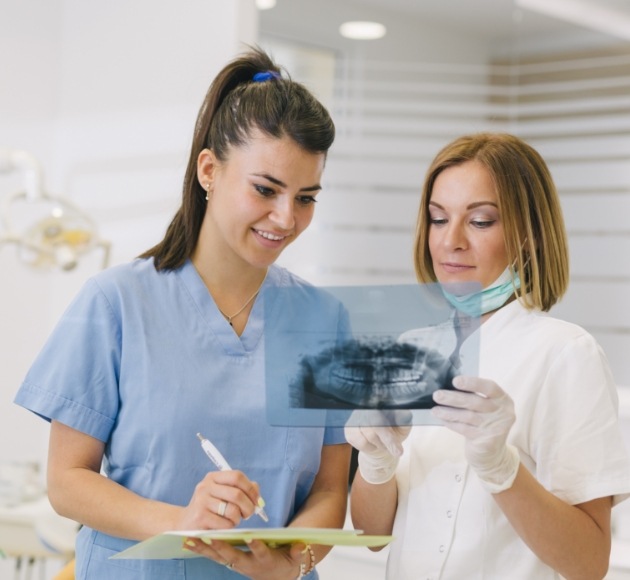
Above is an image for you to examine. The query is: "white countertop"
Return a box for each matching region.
[0,496,77,559]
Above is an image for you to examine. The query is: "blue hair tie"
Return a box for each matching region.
[253,70,281,82]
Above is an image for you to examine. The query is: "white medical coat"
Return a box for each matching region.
[388,299,630,580]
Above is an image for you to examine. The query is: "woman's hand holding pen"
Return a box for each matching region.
[176,470,262,531]
[432,376,521,493]
[183,537,311,580]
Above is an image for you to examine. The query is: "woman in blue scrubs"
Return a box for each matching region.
[14,47,351,579]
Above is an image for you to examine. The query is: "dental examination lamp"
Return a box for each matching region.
[0,149,110,271]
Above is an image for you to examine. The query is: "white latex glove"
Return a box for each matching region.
[431,376,520,494]
[345,410,412,484]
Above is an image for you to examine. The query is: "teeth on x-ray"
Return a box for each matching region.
[290,337,459,409]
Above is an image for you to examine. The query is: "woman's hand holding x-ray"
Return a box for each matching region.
[345,410,412,484]
[432,376,520,493]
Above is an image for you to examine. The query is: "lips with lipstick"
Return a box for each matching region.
[290,337,459,409]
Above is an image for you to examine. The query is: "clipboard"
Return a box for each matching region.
[110,527,393,560]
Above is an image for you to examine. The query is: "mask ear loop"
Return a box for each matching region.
[511,237,531,298]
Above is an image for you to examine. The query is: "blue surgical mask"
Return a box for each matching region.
[441,266,521,317]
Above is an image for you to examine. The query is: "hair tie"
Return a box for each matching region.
[252,70,281,82]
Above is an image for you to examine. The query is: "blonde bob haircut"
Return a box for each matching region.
[414,133,569,312]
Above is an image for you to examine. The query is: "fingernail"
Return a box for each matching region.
[185,540,196,547]
[245,539,252,545]
[201,538,212,545]
[257,497,266,508]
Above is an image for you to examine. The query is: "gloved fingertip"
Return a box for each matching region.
[388,444,403,457]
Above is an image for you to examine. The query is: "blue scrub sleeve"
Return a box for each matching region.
[323,426,347,445]
[14,278,121,442]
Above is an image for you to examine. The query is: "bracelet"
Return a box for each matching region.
[296,544,315,579]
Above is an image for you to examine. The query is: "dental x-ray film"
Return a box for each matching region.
[263,282,480,427]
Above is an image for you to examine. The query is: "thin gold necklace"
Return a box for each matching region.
[218,275,267,326]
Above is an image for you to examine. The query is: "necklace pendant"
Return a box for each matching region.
[217,274,267,328]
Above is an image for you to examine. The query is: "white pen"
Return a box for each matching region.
[196,432,269,522]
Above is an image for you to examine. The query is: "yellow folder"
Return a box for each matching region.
[110,527,393,560]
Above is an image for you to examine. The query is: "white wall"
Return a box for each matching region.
[0,0,257,479]
[0,0,498,478]
[262,0,630,390]
[1,2,257,577]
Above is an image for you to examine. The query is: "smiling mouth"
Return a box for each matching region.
[254,229,287,241]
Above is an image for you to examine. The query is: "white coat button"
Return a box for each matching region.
[446,510,453,518]
[455,474,462,482]
[439,545,445,553]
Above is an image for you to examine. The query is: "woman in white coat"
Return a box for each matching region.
[346,132,630,580]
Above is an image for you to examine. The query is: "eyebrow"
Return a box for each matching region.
[252,173,321,192]
[429,200,498,210]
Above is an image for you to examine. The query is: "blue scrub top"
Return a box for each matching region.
[14,258,348,579]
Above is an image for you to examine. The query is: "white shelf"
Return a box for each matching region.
[0,496,75,559]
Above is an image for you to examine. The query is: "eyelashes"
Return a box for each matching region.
[254,185,317,206]
[254,184,274,196]
[296,196,317,206]
[429,217,497,228]
[471,219,496,229]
